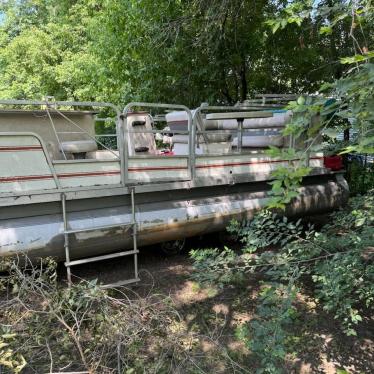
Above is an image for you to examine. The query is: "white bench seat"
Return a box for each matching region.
[60,140,98,154]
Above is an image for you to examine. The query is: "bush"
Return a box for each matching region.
[236,282,298,374]
[346,156,374,195]
[190,191,374,370]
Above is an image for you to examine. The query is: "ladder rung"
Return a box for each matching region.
[100,277,140,289]
[64,222,134,235]
[65,250,138,267]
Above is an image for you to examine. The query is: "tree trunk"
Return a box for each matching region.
[240,58,247,102]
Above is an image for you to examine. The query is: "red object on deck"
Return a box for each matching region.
[324,155,343,171]
[161,150,174,156]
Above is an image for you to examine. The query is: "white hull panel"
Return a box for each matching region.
[0,175,349,260]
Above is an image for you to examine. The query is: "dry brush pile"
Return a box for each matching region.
[0,257,210,374]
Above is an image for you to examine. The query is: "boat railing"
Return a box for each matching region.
[121,102,296,184]
[192,104,293,156]
[0,98,127,185]
[0,100,122,159]
[0,99,310,195]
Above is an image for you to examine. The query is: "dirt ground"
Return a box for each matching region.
[62,233,374,374]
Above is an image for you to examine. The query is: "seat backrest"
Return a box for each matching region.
[126,113,157,156]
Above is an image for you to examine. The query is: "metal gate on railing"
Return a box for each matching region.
[122,102,195,183]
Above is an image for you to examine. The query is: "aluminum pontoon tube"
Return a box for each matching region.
[0,174,348,261]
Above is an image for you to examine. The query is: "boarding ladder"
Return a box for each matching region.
[61,187,139,288]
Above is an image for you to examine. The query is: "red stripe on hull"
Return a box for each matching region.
[195,157,323,169]
[0,174,53,182]
[0,146,43,152]
[58,171,120,178]
[0,171,121,183]
[128,166,187,171]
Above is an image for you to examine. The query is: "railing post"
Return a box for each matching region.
[188,109,195,180]
[120,113,129,185]
[61,192,72,286]
[116,113,126,186]
[237,118,244,153]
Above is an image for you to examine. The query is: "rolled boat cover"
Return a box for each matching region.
[165,110,196,131]
[205,111,292,130]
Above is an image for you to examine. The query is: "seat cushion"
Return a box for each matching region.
[60,140,98,153]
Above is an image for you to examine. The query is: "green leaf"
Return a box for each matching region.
[340,52,374,64]
[272,22,280,34]
[336,369,350,374]
[319,26,332,35]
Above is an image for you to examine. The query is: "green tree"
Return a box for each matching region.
[2,0,364,106]
[0,0,102,100]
